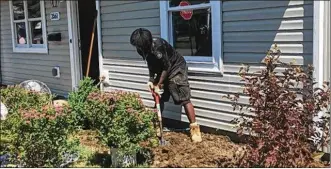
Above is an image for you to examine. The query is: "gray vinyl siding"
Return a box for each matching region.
[100,1,314,131]
[223,0,313,65]
[100,1,160,60]
[0,1,72,96]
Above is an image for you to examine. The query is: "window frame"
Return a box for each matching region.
[9,0,48,54]
[160,1,223,73]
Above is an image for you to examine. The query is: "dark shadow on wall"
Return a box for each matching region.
[78,0,100,84]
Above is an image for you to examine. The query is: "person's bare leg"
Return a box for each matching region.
[183,102,196,123]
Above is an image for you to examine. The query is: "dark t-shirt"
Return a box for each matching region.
[138,37,186,83]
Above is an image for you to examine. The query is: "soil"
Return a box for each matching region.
[145,131,243,168]
[145,131,329,168]
[75,130,109,154]
[74,130,329,168]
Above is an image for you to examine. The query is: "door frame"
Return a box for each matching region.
[67,0,82,90]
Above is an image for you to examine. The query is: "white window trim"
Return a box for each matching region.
[160,1,223,73]
[9,0,48,54]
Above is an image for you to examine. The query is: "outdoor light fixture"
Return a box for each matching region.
[51,0,63,7]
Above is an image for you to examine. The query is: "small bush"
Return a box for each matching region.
[0,86,79,167]
[85,90,157,165]
[13,105,79,167]
[0,86,54,156]
[0,85,53,114]
[226,45,331,167]
[68,77,99,129]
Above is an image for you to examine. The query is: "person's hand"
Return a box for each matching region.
[147,82,154,92]
[154,84,164,95]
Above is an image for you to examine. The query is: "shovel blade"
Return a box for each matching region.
[159,137,169,146]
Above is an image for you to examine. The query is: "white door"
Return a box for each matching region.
[67,1,82,90]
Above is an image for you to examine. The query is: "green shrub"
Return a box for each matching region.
[68,77,99,129]
[12,105,79,167]
[0,86,54,156]
[85,90,157,164]
[0,85,53,114]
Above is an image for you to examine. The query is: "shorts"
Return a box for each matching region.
[161,67,191,105]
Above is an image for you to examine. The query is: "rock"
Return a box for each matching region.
[0,102,8,120]
[53,100,69,107]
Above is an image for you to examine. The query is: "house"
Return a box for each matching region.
[0,0,330,141]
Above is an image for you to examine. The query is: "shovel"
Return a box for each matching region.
[151,89,169,146]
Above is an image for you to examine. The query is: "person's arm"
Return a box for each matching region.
[148,65,155,83]
[155,47,171,88]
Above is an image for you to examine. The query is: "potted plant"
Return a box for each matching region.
[86,90,157,167]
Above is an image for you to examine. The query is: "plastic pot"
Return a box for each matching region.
[110,148,136,167]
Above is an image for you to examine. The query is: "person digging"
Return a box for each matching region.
[130,28,202,143]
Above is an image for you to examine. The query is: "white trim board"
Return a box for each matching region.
[67,1,82,91]
[313,0,330,154]
[313,0,328,88]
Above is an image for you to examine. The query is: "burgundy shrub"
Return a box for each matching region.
[225,44,330,167]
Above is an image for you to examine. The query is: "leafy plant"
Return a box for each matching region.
[0,86,54,156]
[12,104,79,167]
[85,90,157,166]
[225,44,331,167]
[0,85,53,114]
[68,77,99,129]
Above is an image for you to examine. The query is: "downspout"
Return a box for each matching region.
[313,0,331,154]
[327,0,331,163]
[95,0,104,91]
[313,1,324,89]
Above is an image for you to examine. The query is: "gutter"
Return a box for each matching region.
[95,0,104,91]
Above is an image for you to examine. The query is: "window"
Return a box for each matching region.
[9,0,48,53]
[160,0,222,72]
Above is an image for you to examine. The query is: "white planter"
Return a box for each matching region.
[110,148,136,167]
[0,102,8,120]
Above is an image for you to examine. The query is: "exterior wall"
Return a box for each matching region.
[100,1,314,131]
[0,1,72,96]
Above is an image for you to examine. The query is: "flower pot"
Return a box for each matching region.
[110,148,136,167]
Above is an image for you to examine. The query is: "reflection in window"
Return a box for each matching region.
[169,0,210,7]
[13,0,24,20]
[30,21,43,44]
[16,23,27,44]
[10,0,47,52]
[172,8,212,57]
[28,0,41,18]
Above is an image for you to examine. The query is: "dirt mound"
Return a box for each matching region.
[148,131,242,168]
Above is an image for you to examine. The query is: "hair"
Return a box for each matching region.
[130,28,153,50]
